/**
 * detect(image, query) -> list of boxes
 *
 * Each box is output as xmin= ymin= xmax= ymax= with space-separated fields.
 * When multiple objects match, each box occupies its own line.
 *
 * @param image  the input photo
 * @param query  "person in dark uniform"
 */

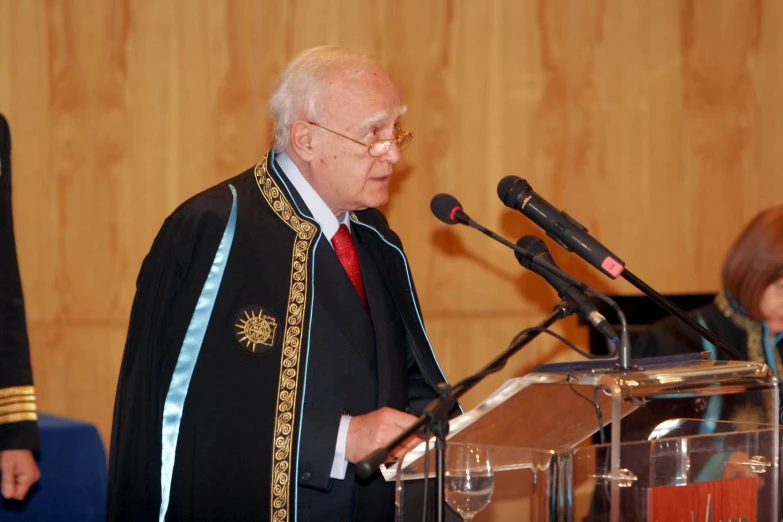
xmin=107 ymin=46 xmax=452 ymax=521
xmin=0 ymin=113 xmax=41 ymax=501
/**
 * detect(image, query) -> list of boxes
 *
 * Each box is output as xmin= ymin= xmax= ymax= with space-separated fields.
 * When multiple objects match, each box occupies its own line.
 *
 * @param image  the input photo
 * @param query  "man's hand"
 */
xmin=1 ymin=449 xmax=40 ymax=500
xmin=345 ymin=407 xmax=423 ymax=464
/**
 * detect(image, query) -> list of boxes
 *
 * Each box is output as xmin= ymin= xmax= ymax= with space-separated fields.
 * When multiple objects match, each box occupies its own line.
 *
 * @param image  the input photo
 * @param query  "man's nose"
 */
xmin=382 ymin=142 xmax=401 ymax=163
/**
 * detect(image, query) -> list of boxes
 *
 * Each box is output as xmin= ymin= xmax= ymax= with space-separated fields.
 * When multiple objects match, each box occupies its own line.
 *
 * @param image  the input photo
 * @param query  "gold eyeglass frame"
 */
xmin=307 ymin=121 xmax=414 ymax=157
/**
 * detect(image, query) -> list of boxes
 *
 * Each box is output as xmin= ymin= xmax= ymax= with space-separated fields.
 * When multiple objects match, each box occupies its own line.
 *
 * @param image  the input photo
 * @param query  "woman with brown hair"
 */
xmin=634 ymin=205 xmax=783 ymax=368
xmin=583 ymin=208 xmax=783 ymax=522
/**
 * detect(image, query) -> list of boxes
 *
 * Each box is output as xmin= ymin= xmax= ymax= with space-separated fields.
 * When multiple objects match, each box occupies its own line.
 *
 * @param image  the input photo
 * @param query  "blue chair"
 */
xmin=0 ymin=413 xmax=107 ymax=521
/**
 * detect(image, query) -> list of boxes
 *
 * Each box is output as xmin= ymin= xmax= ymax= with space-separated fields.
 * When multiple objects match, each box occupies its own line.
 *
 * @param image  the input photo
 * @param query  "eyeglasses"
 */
xmin=308 ymin=121 xmax=414 ymax=157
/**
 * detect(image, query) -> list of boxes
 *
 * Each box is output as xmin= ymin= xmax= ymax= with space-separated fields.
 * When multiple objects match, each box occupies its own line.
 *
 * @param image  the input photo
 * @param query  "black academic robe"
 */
xmin=631 ymin=291 xmax=782 ymax=426
xmin=0 ymin=113 xmax=40 ymax=452
xmin=633 ymin=292 xmax=783 ymax=366
xmin=107 ymin=150 xmax=449 ymax=521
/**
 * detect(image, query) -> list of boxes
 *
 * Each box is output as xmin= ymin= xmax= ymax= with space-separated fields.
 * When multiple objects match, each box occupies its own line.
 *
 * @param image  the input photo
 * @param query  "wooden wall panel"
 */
xmin=1 ymin=0 xmax=780 ymax=455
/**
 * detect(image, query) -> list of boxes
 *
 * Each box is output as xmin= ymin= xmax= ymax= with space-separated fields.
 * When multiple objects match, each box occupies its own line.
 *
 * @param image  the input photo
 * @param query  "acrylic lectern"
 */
xmin=394 ymin=355 xmax=779 ymax=522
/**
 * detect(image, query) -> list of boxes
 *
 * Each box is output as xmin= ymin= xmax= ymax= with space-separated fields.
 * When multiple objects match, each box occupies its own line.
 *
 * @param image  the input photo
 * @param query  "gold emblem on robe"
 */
xmin=234 ymin=307 xmax=279 ymax=354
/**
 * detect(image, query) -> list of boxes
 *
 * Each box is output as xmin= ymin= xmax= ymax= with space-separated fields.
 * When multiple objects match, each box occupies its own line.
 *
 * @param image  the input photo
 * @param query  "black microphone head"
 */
xmin=515 ymin=235 xmax=549 ymax=269
xmin=430 ymin=193 xmax=464 ymax=225
xmin=497 ymin=176 xmax=531 ymax=208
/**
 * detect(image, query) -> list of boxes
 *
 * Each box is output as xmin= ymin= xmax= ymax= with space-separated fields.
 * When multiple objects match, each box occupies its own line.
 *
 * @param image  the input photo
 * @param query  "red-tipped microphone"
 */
xmin=430 ymin=192 xmax=527 ymax=254
xmin=430 ymin=193 xmax=471 ymax=226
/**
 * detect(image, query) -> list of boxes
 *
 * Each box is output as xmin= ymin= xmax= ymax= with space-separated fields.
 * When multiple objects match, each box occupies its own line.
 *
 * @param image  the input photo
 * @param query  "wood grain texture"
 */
xmin=1 ymin=1 xmax=780 ymax=456
xmin=648 ymin=477 xmax=758 ymax=522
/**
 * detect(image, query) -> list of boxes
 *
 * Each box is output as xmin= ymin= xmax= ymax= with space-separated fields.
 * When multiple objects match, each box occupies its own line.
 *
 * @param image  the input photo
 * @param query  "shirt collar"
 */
xmin=275 ymin=151 xmax=351 ymax=242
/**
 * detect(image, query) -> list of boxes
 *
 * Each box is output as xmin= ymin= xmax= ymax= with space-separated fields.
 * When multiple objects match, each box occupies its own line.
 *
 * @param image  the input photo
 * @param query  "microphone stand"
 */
xmin=620 ymin=269 xmax=744 ymax=361
xmin=356 ymin=301 xmax=576 ymax=522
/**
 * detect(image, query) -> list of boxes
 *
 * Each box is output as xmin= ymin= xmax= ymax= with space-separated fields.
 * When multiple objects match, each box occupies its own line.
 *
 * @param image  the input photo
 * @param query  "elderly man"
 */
xmin=107 ymin=46 xmax=450 ymax=521
xmin=0 ymin=113 xmax=41 ymax=502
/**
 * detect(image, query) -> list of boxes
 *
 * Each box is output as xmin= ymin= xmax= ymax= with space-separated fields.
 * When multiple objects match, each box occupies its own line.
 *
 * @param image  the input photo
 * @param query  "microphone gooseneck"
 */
xmin=515 ymin=235 xmax=619 ymax=344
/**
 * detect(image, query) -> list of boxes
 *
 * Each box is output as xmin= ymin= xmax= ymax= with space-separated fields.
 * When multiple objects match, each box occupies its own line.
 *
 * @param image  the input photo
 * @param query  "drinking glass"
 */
xmin=444 ymin=443 xmax=494 ymax=521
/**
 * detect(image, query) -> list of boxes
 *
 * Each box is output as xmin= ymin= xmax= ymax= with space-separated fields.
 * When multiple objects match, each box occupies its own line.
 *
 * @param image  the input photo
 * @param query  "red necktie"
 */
xmin=332 ymin=224 xmax=367 ymax=308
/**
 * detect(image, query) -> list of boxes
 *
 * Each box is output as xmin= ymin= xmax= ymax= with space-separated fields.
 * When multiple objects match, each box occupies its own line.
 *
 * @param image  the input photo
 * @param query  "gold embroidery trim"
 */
xmin=715 ymin=292 xmax=780 ymax=422
xmin=0 ymin=412 xmax=38 ymax=425
xmin=0 ymin=385 xmax=35 ymax=399
xmin=254 ymin=155 xmax=317 ymax=522
xmin=714 ymin=292 xmax=781 ymax=371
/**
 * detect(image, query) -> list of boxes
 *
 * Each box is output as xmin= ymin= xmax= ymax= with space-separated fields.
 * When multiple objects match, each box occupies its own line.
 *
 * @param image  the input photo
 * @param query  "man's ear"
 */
xmin=290 ymin=121 xmax=315 ymax=161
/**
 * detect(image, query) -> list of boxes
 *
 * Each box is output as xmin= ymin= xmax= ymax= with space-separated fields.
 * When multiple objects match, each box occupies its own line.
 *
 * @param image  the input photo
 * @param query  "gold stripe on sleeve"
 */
xmin=0 ymin=395 xmax=37 ymax=407
xmin=0 ymin=402 xmax=37 ymax=417
xmin=0 ymin=412 xmax=38 ymax=425
xmin=0 ymin=385 xmax=35 ymax=399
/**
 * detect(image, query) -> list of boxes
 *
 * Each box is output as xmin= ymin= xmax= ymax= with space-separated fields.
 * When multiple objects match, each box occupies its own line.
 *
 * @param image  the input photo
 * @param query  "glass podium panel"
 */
xmin=392 ymin=358 xmax=779 ymax=521
xmin=574 ymin=421 xmax=777 ymax=522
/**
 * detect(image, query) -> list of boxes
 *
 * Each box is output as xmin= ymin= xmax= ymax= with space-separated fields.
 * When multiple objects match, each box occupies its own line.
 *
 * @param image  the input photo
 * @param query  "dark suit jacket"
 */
xmin=292 ymin=182 xmax=438 ymax=521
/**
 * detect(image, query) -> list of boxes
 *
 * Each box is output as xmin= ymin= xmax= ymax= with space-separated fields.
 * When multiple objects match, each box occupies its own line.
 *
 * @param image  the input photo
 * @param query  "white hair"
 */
xmin=269 ymin=46 xmax=377 ymax=152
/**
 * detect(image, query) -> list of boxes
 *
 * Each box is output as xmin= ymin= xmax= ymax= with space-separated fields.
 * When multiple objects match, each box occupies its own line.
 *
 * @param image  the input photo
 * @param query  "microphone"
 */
xmin=431 ymin=193 xmax=621 ymax=346
xmin=430 ymin=193 xmax=471 ymax=226
xmin=430 ymin=193 xmax=536 ymax=267
xmin=515 ymin=235 xmax=619 ymax=344
xmin=495 ymin=178 xmax=744 ymax=362
xmin=497 ymin=176 xmax=625 ymax=279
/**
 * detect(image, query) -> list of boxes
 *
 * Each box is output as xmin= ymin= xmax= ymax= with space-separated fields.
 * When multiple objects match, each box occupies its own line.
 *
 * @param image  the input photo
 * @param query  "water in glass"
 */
xmin=444 ymin=444 xmax=494 ymax=521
